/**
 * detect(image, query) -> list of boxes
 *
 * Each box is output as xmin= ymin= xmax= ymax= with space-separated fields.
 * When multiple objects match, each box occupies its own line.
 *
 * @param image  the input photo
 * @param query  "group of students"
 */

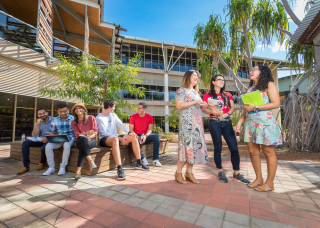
xmin=175 ymin=66 xmax=282 ymax=193
xmin=18 ymin=100 xmax=162 ymax=180
xmin=18 ymin=65 xmax=281 ymax=192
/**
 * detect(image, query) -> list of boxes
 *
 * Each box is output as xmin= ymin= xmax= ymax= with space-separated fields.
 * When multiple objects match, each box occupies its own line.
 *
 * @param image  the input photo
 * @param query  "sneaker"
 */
xmin=43 ymin=168 xmax=55 ymax=176
xmin=136 ymin=162 xmax=150 ymax=170
xmin=57 ymin=167 xmax=66 ymax=175
xmin=117 ymin=168 xmax=126 ymax=180
xmin=17 ymin=167 xmax=30 ymax=175
xmin=217 ymin=171 xmax=228 ymax=183
xmin=233 ymin=173 xmax=250 ymax=184
xmin=153 ymin=160 xmax=162 ymax=167
xmin=142 ymin=157 xmax=149 ymax=166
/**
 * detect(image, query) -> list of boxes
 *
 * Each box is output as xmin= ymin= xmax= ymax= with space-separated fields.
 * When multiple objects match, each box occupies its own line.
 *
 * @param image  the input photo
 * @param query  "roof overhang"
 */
xmin=290 ymin=2 xmax=320 ymax=46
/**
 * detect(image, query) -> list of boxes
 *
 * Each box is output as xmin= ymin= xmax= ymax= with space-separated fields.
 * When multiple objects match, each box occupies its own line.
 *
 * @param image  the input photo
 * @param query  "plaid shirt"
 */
xmin=49 ymin=115 xmax=75 ymax=140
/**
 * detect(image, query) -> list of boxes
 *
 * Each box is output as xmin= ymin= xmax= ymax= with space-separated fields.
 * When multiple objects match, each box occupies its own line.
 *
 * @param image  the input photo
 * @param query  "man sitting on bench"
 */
xmin=129 ymin=102 xmax=162 ymax=167
xmin=96 ymin=99 xmax=150 ymax=180
xmin=17 ymin=107 xmax=53 ymax=175
xmin=43 ymin=103 xmax=75 ymax=176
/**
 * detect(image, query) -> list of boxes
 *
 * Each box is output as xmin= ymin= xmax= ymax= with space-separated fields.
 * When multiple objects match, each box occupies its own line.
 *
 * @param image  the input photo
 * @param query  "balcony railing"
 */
xmin=121 ymin=90 xmax=177 ymax=101
xmin=0 ymin=10 xmax=107 ymax=67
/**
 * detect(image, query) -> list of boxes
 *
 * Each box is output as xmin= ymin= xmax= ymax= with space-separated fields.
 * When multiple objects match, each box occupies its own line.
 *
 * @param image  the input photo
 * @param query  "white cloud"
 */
xmin=291 ymin=0 xmax=308 ymax=21
xmin=256 ymin=40 xmax=287 ymax=53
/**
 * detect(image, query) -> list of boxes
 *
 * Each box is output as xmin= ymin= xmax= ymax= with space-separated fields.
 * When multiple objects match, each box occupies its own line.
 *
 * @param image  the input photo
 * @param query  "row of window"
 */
xmin=119 ymin=43 xmax=265 ymax=79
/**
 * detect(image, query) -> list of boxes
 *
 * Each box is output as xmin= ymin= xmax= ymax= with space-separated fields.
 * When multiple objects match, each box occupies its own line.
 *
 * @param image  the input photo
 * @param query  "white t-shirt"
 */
xmin=96 ymin=113 xmax=129 ymax=139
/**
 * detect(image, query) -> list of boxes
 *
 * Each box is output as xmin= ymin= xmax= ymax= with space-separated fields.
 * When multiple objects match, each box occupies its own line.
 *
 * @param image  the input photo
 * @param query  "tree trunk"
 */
xmin=281 ymin=0 xmax=301 ymax=26
xmin=242 ymin=21 xmax=253 ymax=72
xmin=315 ymin=46 xmax=320 ymax=72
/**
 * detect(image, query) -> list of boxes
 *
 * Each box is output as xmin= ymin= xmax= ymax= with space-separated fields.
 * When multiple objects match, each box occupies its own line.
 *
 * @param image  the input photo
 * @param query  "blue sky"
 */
xmin=104 ymin=0 xmax=307 ymax=78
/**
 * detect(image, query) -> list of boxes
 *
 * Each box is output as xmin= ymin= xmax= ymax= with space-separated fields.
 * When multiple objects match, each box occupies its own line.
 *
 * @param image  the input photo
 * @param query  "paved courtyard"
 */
xmin=1 ymin=144 xmax=320 ymax=228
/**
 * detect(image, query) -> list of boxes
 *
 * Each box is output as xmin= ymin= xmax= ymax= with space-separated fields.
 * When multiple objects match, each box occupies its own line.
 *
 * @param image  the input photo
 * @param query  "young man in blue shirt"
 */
xmin=17 ymin=107 xmax=53 ymax=175
xmin=43 ymin=103 xmax=75 ymax=176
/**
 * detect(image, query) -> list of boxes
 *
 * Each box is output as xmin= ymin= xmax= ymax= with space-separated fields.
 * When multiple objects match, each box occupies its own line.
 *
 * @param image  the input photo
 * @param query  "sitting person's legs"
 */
xmin=144 ymin=134 xmax=161 ymax=166
xmin=122 ymin=135 xmax=150 ymax=170
xmin=58 ymin=139 xmax=75 ymax=175
xmin=76 ymin=137 xmax=97 ymax=173
xmin=38 ymin=142 xmax=48 ymax=170
xmin=43 ymin=142 xmax=63 ymax=175
xmin=18 ymin=140 xmax=44 ymax=174
xmin=100 ymin=136 xmax=126 ymax=179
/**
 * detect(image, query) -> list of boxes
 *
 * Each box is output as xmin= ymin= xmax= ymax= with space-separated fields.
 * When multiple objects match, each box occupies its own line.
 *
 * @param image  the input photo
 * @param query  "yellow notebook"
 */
xmin=240 ymin=90 xmax=264 ymax=106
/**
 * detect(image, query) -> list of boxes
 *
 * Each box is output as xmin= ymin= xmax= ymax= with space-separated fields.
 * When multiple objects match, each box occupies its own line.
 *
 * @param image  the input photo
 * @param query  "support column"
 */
xmin=34 ymin=97 xmax=37 ymax=126
xmin=12 ymin=94 xmax=17 ymax=142
xmin=164 ymin=73 xmax=169 ymax=133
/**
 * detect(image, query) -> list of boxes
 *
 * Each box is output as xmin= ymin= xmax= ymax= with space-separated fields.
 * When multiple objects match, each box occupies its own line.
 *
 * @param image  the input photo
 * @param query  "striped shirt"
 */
xmin=49 ymin=114 xmax=75 ymax=140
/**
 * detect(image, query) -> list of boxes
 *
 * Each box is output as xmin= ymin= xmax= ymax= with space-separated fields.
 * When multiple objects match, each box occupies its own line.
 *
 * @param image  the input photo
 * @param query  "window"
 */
xmin=129 ymin=43 xmax=137 ymax=59
xmin=172 ymin=50 xmax=179 ymax=71
xmin=0 ymin=92 xmax=14 ymax=143
xmin=15 ymin=95 xmax=35 ymax=141
xmin=37 ymin=98 xmax=52 ymax=115
xmin=137 ymin=45 xmax=144 ymax=68
xmin=192 ymin=52 xmax=197 ymax=70
xmin=180 ymin=52 xmax=186 ymax=72
xmin=145 ymin=46 xmax=151 ymax=68
xmin=186 ymin=52 xmax=192 ymax=71
xmin=151 ymin=47 xmax=159 ymax=69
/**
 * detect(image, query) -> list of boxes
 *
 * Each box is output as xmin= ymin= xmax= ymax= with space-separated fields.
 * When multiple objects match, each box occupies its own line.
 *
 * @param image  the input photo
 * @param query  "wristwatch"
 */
xmin=227 ymin=113 xmax=230 ymax=118
xmin=254 ymin=105 xmax=259 ymax=112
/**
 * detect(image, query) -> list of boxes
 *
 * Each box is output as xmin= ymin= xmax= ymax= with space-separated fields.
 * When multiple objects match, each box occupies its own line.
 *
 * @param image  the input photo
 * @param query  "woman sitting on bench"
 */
xmin=71 ymin=103 xmax=98 ymax=180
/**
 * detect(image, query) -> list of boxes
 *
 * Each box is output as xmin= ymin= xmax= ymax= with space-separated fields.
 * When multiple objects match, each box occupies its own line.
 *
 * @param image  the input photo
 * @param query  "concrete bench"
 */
xmin=9 ymin=139 xmax=169 ymax=175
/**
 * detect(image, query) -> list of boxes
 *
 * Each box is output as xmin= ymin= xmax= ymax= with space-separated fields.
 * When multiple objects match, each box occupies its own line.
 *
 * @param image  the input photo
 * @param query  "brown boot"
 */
xmin=37 ymin=163 xmax=44 ymax=170
xmin=185 ymin=172 xmax=199 ymax=184
xmin=17 ymin=167 xmax=30 ymax=175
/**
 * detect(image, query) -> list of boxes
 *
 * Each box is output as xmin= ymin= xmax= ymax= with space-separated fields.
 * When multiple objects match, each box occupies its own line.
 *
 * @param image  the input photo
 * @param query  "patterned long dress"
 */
xmin=243 ymin=87 xmax=283 ymax=146
xmin=176 ymin=87 xmax=209 ymax=164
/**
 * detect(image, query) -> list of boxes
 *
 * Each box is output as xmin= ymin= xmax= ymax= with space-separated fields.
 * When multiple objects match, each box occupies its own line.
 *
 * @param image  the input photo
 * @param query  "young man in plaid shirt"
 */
xmin=43 ymin=103 xmax=75 ymax=176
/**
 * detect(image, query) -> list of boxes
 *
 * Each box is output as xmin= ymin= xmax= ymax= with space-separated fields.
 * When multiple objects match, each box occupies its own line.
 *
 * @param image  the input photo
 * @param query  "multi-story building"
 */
xmin=118 ymin=36 xmax=288 ymax=132
xmin=0 ymin=0 xmax=123 ymax=143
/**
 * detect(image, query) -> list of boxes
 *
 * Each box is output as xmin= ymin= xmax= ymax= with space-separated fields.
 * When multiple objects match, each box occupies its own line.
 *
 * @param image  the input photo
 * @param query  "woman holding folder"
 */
xmin=235 ymin=65 xmax=282 ymax=192
xmin=203 ymin=75 xmax=250 ymax=184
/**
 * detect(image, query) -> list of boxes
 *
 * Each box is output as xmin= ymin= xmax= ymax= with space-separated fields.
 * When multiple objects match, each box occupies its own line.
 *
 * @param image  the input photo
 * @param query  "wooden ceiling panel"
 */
xmin=0 ymin=0 xmax=115 ymax=62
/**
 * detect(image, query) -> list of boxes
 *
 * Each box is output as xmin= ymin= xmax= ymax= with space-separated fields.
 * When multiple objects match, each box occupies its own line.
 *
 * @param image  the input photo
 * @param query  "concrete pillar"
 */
xmin=164 ymin=73 xmax=169 ymax=133
xmin=271 ymin=64 xmax=281 ymax=127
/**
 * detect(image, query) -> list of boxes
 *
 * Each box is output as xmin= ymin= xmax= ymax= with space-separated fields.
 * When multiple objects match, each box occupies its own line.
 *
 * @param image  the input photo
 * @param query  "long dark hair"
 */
xmin=73 ymin=107 xmax=87 ymax=125
xmin=249 ymin=65 xmax=274 ymax=92
xmin=209 ymin=74 xmax=230 ymax=107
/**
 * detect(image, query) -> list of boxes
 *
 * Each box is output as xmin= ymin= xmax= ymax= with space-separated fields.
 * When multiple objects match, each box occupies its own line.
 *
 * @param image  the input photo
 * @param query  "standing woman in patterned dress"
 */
xmin=175 ymin=70 xmax=209 ymax=184
xmin=235 ymin=65 xmax=282 ymax=192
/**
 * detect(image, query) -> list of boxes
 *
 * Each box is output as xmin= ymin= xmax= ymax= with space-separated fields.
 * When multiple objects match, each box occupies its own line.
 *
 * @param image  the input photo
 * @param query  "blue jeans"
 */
xmin=22 ymin=140 xmax=48 ymax=168
xmin=208 ymin=119 xmax=240 ymax=171
xmin=130 ymin=134 xmax=160 ymax=160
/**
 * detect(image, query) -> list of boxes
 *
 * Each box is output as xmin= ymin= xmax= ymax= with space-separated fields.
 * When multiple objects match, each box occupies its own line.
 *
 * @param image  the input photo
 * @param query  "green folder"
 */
xmin=240 ymin=90 xmax=264 ymax=106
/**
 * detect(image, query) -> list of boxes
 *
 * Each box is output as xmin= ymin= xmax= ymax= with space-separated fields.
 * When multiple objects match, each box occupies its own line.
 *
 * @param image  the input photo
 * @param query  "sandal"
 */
xmin=185 ymin=172 xmax=199 ymax=184
xmin=75 ymin=172 xmax=81 ymax=180
xmin=248 ymin=179 xmax=263 ymax=188
xmin=175 ymin=171 xmax=187 ymax=184
xmin=254 ymin=183 xmax=274 ymax=192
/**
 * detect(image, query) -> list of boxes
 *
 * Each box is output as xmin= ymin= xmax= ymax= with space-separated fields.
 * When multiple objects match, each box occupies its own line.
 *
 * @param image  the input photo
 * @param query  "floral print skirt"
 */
xmin=244 ymin=111 xmax=282 ymax=146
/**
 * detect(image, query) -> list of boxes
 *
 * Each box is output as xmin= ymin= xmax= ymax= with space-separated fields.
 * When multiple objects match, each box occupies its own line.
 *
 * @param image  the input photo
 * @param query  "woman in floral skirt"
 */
xmin=175 ymin=70 xmax=209 ymax=184
xmin=235 ymin=65 xmax=282 ymax=192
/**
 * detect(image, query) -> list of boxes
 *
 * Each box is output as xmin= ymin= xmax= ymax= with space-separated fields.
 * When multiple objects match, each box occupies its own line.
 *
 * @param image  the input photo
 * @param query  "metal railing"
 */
xmin=121 ymin=91 xmax=177 ymax=101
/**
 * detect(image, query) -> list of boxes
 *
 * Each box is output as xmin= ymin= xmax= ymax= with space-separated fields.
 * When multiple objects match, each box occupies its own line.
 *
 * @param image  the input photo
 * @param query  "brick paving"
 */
xmin=1 ymin=144 xmax=320 ymax=227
